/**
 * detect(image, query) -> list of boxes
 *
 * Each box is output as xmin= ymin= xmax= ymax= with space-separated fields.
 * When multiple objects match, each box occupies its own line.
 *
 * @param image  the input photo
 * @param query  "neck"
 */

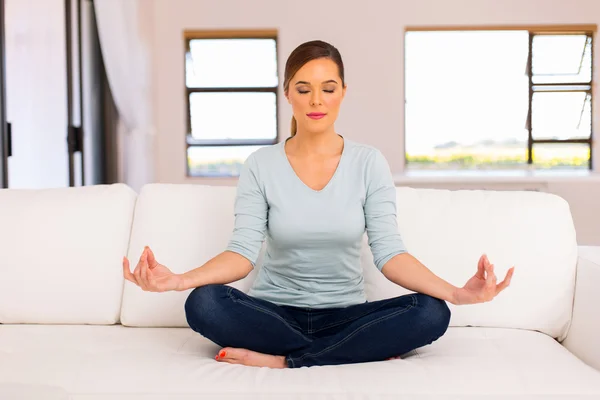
xmin=289 ymin=128 xmax=342 ymax=156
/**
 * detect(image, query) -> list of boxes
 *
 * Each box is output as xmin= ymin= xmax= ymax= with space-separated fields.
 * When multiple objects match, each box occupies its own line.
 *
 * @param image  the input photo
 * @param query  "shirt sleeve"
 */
xmin=225 ymin=153 xmax=268 ymax=267
xmin=364 ymin=149 xmax=407 ymax=271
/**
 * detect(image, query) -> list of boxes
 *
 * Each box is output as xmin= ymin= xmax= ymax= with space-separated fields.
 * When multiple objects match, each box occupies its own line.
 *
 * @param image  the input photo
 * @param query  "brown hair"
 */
xmin=283 ymin=40 xmax=345 ymax=137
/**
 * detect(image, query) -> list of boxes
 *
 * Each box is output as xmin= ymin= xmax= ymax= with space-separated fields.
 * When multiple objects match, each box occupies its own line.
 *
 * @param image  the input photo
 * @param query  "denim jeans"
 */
xmin=184 ymin=284 xmax=451 ymax=368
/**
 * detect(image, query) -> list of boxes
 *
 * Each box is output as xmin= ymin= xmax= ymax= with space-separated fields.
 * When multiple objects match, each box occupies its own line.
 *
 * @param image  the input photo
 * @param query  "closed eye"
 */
xmin=297 ymin=90 xmax=335 ymax=94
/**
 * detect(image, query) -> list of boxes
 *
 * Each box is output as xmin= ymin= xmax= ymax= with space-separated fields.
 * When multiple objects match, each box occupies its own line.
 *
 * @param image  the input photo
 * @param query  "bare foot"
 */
xmin=215 ymin=347 xmax=287 ymax=368
xmin=386 ymin=356 xmax=402 ymax=360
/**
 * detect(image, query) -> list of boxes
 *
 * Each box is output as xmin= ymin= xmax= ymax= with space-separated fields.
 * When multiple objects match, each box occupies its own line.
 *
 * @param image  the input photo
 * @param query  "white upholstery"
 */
xmin=563 ymin=246 xmax=600 ymax=371
xmin=0 ymin=383 xmax=69 ymax=400
xmin=0 ymin=184 xmax=136 ymax=324
xmin=120 ymin=184 xmax=259 ymax=327
xmin=1 ymin=182 xmax=599 ymax=399
xmin=365 ymin=188 xmax=578 ymax=340
xmin=1 ymin=325 xmax=599 ymax=399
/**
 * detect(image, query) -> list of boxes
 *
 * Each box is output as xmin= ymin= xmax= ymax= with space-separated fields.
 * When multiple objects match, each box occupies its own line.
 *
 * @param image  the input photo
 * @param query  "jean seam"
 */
xmin=287 ymin=355 xmax=295 ymax=368
xmin=292 ymin=295 xmax=417 ymax=365
xmin=227 ymin=290 xmax=311 ymax=342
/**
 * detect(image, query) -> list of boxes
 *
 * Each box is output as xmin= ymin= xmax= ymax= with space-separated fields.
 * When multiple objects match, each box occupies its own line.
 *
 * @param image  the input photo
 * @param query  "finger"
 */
xmin=477 ymin=254 xmax=486 ymax=279
xmin=140 ymin=250 xmax=150 ymax=289
xmin=133 ymin=266 xmax=143 ymax=289
xmin=134 ymin=250 xmax=146 ymax=289
xmin=122 ymin=257 xmax=139 ymax=285
xmin=484 ymin=263 xmax=496 ymax=289
xmin=138 ymin=247 xmax=147 ymax=264
xmin=146 ymin=267 xmax=158 ymax=291
xmin=146 ymin=246 xmax=158 ymax=269
xmin=496 ymin=266 xmax=515 ymax=294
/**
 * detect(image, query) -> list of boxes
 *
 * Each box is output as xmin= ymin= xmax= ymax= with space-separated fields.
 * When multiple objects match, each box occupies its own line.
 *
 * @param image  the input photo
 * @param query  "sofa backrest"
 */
xmin=0 ymin=183 xmax=577 ymax=339
xmin=0 ymin=184 xmax=136 ymax=324
xmin=121 ymin=184 xmax=578 ymax=340
xmin=362 ymin=187 xmax=578 ymax=341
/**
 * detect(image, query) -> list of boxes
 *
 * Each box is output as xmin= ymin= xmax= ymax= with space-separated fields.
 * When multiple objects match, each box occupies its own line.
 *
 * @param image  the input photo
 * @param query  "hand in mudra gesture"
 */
xmin=123 ymin=246 xmax=183 ymax=292
xmin=454 ymin=254 xmax=515 ymax=305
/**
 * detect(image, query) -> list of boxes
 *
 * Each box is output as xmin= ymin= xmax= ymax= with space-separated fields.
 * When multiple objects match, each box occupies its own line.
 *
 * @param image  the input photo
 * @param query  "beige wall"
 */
xmin=149 ymin=0 xmax=600 ymax=244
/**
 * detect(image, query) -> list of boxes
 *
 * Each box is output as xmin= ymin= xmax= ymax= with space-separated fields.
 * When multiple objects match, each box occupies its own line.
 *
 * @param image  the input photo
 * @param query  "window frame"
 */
xmin=183 ymin=30 xmax=280 ymax=177
xmin=404 ymin=24 xmax=596 ymax=170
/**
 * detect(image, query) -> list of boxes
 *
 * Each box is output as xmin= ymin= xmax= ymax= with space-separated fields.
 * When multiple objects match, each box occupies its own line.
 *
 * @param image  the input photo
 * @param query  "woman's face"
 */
xmin=285 ymin=58 xmax=346 ymax=134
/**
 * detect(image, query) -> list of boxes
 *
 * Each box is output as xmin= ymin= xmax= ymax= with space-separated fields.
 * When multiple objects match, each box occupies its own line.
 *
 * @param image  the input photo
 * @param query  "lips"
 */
xmin=307 ymin=113 xmax=326 ymax=120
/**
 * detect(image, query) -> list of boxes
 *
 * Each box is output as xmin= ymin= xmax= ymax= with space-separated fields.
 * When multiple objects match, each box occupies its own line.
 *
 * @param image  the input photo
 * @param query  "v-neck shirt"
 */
xmin=226 ymin=136 xmax=407 ymax=308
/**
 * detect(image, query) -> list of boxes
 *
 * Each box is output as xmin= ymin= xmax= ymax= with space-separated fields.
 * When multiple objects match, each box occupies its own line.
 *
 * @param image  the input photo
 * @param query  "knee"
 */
xmin=184 ymin=284 xmax=229 ymax=332
xmin=413 ymin=293 xmax=451 ymax=339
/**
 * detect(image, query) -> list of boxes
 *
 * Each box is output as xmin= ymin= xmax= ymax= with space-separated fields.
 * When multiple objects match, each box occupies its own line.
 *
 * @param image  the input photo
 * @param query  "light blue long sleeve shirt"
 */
xmin=226 ymin=135 xmax=407 ymax=308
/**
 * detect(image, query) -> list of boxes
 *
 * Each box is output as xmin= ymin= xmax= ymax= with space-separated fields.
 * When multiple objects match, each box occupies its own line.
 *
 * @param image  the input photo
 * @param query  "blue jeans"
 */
xmin=184 ymin=284 xmax=450 ymax=368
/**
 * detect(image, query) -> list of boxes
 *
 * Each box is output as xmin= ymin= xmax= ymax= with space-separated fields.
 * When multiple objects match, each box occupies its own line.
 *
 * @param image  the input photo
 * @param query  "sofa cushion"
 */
xmin=362 ymin=188 xmax=577 ymax=340
xmin=0 ymin=183 xmax=137 ymax=324
xmin=120 ymin=184 xmax=260 ymax=327
xmin=0 ymin=383 xmax=69 ymax=400
xmin=0 ymin=325 xmax=599 ymax=399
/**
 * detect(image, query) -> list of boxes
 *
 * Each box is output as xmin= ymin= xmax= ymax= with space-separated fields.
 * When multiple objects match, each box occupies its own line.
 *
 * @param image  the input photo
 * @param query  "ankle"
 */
xmin=280 ymin=355 xmax=289 ymax=368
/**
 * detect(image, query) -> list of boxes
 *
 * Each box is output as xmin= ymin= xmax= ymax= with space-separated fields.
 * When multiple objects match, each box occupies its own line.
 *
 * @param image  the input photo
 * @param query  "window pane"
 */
xmin=405 ymin=30 xmax=529 ymax=170
xmin=532 ymin=35 xmax=592 ymax=84
xmin=187 ymin=145 xmax=266 ymax=177
xmin=532 ymin=92 xmax=591 ymax=140
xmin=405 ymin=141 xmax=528 ymax=170
xmin=190 ymin=92 xmax=277 ymax=140
xmin=532 ymin=143 xmax=590 ymax=169
xmin=186 ymin=38 xmax=278 ymax=88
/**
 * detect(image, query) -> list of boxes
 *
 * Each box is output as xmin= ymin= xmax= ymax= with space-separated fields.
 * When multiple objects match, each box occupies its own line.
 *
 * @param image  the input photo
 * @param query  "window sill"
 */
xmin=393 ymin=169 xmax=600 ymax=184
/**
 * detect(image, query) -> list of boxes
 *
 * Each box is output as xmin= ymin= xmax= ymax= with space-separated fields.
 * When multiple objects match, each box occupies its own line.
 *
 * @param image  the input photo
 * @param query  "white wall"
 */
xmin=149 ymin=0 xmax=600 ymax=244
xmin=5 ymin=0 xmax=70 ymax=188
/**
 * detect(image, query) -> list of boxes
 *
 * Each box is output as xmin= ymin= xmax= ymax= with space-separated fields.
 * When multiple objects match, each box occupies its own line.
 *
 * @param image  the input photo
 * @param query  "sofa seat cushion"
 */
xmin=0 ymin=383 xmax=69 ymax=400
xmin=1 ymin=325 xmax=599 ymax=399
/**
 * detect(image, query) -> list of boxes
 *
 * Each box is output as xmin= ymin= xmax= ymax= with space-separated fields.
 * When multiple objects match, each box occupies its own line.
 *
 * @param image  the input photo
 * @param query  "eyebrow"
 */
xmin=295 ymin=80 xmax=338 ymax=85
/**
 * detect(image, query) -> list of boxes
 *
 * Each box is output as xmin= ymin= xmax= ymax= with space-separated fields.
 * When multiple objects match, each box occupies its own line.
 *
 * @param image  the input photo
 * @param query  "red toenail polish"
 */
xmin=219 ymin=351 xmax=226 ymax=358
xmin=215 ymin=355 xmax=219 ymax=360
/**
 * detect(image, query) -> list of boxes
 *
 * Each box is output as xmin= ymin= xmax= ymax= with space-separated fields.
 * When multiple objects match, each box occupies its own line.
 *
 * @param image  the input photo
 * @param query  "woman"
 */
xmin=123 ymin=40 xmax=515 ymax=369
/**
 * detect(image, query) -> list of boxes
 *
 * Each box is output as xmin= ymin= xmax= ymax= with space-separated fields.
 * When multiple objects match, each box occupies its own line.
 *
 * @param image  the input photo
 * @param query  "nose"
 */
xmin=310 ymin=91 xmax=322 ymax=106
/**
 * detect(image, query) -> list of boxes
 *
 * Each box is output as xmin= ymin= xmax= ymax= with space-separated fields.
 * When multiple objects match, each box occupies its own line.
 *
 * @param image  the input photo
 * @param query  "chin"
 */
xmin=305 ymin=118 xmax=331 ymax=127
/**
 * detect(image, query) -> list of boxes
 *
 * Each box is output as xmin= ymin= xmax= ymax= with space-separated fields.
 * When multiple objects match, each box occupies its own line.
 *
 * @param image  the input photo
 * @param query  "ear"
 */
xmin=341 ymin=84 xmax=347 ymax=100
xmin=284 ymin=89 xmax=291 ymax=104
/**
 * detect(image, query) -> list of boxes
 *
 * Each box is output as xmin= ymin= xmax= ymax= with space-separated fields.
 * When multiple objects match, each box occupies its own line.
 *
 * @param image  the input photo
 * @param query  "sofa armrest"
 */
xmin=562 ymin=246 xmax=600 ymax=371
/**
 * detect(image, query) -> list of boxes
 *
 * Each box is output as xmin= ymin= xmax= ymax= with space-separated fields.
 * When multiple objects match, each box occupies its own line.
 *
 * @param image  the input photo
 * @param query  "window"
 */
xmin=184 ymin=31 xmax=279 ymax=177
xmin=404 ymin=26 xmax=595 ymax=171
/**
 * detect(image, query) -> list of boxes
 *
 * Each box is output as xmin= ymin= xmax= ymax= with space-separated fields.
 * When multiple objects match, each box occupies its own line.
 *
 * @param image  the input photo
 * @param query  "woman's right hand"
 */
xmin=123 ymin=246 xmax=184 ymax=292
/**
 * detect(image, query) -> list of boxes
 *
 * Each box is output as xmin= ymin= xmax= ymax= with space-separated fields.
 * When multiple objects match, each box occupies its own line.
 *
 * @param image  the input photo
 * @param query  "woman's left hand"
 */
xmin=453 ymin=254 xmax=515 ymax=305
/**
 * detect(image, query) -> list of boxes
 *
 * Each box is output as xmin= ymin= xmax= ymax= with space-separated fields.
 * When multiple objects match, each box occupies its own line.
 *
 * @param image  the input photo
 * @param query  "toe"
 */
xmin=215 ymin=348 xmax=227 ymax=361
xmin=217 ymin=347 xmax=234 ymax=359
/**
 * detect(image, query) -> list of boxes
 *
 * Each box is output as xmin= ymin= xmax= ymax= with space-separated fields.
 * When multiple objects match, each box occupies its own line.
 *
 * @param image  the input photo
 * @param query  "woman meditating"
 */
xmin=123 ymin=40 xmax=514 ymax=369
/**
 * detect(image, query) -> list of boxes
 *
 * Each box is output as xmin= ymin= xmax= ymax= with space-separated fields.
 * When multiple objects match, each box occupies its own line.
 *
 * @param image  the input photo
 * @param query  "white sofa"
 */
xmin=0 ymin=183 xmax=599 ymax=400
